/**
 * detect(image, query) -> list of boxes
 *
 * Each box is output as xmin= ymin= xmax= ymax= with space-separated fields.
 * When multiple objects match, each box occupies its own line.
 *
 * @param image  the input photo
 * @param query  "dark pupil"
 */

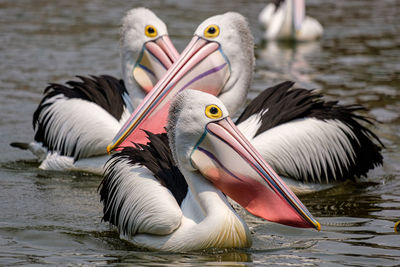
xmin=148 ymin=27 xmax=155 ymax=34
xmin=208 ymin=27 xmax=216 ymax=34
xmin=209 ymin=107 xmax=218 ymax=114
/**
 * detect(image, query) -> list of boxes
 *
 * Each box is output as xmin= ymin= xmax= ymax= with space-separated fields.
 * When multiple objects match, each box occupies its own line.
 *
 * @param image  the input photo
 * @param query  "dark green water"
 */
xmin=0 ymin=0 xmax=399 ymax=265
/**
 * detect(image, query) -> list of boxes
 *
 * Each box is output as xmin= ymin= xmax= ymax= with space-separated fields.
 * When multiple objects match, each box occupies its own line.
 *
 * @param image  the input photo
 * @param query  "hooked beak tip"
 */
xmin=316 ymin=221 xmax=321 ymax=231
xmin=106 ymin=144 xmax=113 ymax=154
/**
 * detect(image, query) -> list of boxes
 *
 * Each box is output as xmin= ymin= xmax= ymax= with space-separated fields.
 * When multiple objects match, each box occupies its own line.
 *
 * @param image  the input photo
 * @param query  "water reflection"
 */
xmin=256 ymin=40 xmax=322 ymax=88
xmin=300 ymin=181 xmax=384 ymax=218
xmin=103 ymin=247 xmax=252 ymax=266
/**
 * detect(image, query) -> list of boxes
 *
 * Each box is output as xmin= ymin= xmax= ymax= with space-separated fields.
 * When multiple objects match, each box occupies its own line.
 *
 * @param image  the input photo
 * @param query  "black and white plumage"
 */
xmin=33 ymin=75 xmax=130 ymax=161
xmin=108 ymin=12 xmax=383 ymax=193
xmin=99 ymin=89 xmax=319 ymax=251
xmin=11 ymin=75 xmax=132 ymax=173
xmin=11 ymin=8 xmax=178 ymax=173
xmin=100 ymin=92 xmax=250 ymax=251
xmin=236 ymin=81 xmax=383 ymax=188
xmin=100 ymin=131 xmax=188 ymax=237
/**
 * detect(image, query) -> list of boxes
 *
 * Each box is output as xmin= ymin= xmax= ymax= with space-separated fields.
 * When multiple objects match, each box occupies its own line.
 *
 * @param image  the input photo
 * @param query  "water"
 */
xmin=0 ymin=0 xmax=399 ymax=265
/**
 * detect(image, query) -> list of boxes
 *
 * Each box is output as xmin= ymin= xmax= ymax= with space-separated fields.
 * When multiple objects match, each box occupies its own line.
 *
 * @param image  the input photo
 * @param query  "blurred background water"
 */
xmin=0 ymin=0 xmax=399 ymax=265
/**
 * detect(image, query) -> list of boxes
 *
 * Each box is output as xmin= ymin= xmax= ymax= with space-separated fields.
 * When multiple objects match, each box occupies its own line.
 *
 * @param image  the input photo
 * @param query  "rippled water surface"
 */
xmin=1 ymin=0 xmax=399 ymax=266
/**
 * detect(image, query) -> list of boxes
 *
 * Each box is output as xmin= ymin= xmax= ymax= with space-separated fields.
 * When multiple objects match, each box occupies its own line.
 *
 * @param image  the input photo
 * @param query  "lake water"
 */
xmin=0 ymin=0 xmax=399 ymax=265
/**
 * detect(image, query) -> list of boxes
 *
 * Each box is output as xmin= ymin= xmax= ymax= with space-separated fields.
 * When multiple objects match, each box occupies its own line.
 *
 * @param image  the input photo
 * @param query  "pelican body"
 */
xmin=10 ymin=8 xmax=179 ymax=174
xmin=235 ymin=81 xmax=383 ymax=192
xmin=100 ymin=90 xmax=319 ymax=251
xmin=108 ymin=12 xmax=383 ymax=192
xmin=258 ymin=0 xmax=323 ymax=41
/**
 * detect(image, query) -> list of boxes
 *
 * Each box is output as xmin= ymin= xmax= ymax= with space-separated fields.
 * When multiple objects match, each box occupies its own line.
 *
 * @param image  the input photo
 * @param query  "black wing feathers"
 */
xmin=236 ymin=81 xmax=384 ymax=181
xmin=99 ymin=132 xmax=188 ymax=224
xmin=32 ymin=75 xmax=128 ymax=155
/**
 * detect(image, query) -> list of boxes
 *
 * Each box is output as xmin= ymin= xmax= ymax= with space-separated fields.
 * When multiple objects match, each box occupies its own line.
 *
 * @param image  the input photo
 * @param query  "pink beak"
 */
xmin=191 ymin=117 xmax=320 ymax=230
xmin=133 ymin=35 xmax=180 ymax=94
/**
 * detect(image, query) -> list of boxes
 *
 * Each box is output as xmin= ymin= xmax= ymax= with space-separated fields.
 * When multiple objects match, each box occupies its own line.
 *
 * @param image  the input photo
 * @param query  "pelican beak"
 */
xmin=108 ymin=36 xmax=231 ymax=152
xmin=133 ymin=35 xmax=180 ymax=93
xmin=190 ymin=117 xmax=320 ymax=230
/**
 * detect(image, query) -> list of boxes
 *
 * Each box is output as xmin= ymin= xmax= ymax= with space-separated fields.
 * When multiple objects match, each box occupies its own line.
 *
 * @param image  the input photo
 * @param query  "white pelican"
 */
xmin=258 ymin=0 xmax=323 ymax=41
xmin=10 ymin=8 xmax=179 ymax=174
xmin=108 ymin=12 xmax=383 ymax=193
xmin=99 ymin=89 xmax=320 ymax=251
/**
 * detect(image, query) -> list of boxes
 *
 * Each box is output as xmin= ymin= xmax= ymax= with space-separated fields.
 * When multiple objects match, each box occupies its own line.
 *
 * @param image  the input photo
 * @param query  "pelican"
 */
xmin=258 ymin=0 xmax=323 ymax=41
xmin=10 ymin=8 xmax=179 ymax=174
xmin=99 ymin=89 xmax=320 ymax=251
xmin=107 ymin=12 xmax=383 ymax=193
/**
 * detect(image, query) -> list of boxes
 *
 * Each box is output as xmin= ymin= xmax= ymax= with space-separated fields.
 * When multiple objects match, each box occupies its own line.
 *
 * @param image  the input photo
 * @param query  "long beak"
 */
xmin=191 ymin=117 xmax=320 ymax=230
xmin=133 ymin=35 xmax=180 ymax=93
xmin=108 ymin=36 xmax=231 ymax=152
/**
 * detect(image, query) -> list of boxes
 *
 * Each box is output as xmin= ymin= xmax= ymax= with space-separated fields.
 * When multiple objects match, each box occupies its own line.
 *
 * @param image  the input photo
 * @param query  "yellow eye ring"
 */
xmin=204 ymin=24 xmax=220 ymax=38
xmin=205 ymin=104 xmax=222 ymax=119
xmin=145 ymin=25 xmax=158 ymax=38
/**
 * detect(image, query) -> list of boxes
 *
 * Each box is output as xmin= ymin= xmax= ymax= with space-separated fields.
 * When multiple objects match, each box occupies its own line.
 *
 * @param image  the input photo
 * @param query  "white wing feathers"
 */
xmin=103 ymin=158 xmax=183 ymax=237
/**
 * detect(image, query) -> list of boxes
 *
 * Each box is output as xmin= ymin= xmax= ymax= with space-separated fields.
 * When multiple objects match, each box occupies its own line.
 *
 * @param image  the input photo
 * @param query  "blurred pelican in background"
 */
xmin=258 ymin=0 xmax=323 ymax=41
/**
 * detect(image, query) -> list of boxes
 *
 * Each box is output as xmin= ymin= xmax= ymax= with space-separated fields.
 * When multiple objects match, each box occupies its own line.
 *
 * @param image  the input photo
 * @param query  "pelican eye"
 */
xmin=145 ymin=25 xmax=158 ymax=37
xmin=204 ymin=24 xmax=220 ymax=38
xmin=205 ymin=104 xmax=222 ymax=119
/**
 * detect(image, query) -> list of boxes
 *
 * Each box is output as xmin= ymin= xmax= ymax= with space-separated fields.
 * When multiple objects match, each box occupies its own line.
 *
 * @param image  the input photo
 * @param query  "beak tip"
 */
xmin=316 ymin=221 xmax=321 ymax=231
xmin=106 ymin=144 xmax=112 ymax=154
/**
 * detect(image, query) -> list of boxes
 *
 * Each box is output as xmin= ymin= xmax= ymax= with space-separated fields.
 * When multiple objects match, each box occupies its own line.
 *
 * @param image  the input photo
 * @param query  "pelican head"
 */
xmin=109 ymin=12 xmax=255 ymax=151
xmin=191 ymin=12 xmax=255 ymax=113
xmin=120 ymin=7 xmax=179 ymax=107
xmin=168 ymin=90 xmax=320 ymax=230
